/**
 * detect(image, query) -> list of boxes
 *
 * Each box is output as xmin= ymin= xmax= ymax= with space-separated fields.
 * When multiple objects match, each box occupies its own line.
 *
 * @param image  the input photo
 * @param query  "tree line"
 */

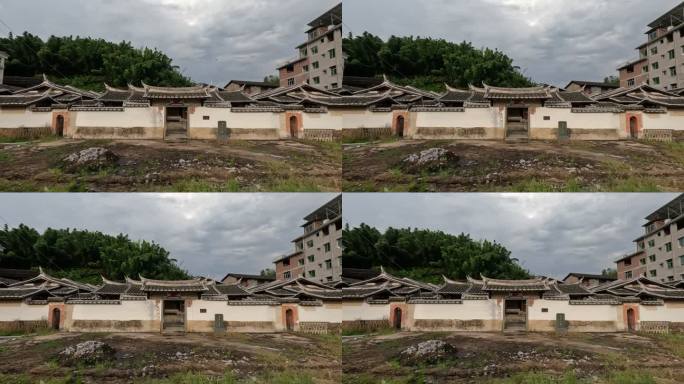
xmin=0 ymin=32 xmax=192 ymax=91
xmin=342 ymin=224 xmax=530 ymax=284
xmin=0 ymin=224 xmax=190 ymax=285
xmin=343 ymin=32 xmax=535 ymax=92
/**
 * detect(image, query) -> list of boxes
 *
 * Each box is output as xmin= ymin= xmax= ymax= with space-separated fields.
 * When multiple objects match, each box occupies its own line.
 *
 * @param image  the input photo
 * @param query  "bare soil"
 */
xmin=0 ymin=138 xmax=341 ymax=192
xmin=342 ymin=140 xmax=684 ymax=192
xmin=0 ymin=332 xmax=341 ymax=383
xmin=342 ymin=331 xmax=684 ymax=383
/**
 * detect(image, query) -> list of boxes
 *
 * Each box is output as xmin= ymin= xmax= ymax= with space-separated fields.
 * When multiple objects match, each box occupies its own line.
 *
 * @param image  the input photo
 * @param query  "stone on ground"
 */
xmin=61 ymin=147 xmax=119 ymax=172
xmin=401 ymin=148 xmax=460 ymax=173
xmin=59 ymin=340 xmax=116 ymax=365
xmin=399 ymin=339 xmax=457 ymax=365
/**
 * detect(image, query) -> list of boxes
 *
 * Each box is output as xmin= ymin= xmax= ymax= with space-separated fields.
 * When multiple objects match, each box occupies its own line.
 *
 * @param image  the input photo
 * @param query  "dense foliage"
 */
xmin=0 ymin=32 xmax=192 ymax=91
xmin=343 ymin=32 xmax=535 ymax=92
xmin=343 ymin=224 xmax=530 ymax=284
xmin=0 ymin=224 xmax=190 ymax=284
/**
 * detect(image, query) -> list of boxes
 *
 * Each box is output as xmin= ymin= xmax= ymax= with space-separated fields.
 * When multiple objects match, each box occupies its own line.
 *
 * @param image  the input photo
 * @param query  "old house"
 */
xmin=565 ymin=81 xmax=619 ymax=95
xmin=223 ymin=80 xmax=278 ymax=96
xmin=221 ymin=273 xmax=275 ymax=289
xmin=562 ymin=273 xmax=617 ymax=288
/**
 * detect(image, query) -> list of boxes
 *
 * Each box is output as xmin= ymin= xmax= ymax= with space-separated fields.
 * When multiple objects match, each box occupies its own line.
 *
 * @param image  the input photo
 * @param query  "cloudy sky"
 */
xmin=0 ymin=0 xmax=338 ymax=85
xmin=343 ymin=193 xmax=679 ymax=279
xmin=346 ymin=0 xmax=680 ymax=86
xmin=0 ymin=193 xmax=337 ymax=279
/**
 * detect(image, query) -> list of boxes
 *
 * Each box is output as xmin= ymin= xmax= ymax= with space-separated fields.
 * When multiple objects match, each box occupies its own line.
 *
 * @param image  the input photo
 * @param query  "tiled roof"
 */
xmin=212 ymin=284 xmax=251 ymax=296
xmin=0 ymin=288 xmax=47 ymax=299
xmin=217 ymin=91 xmax=253 ymax=103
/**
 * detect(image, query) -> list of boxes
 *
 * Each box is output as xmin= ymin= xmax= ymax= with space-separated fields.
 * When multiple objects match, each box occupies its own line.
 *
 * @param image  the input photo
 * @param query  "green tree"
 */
xmin=0 ymin=224 xmax=189 ymax=284
xmin=343 ymin=224 xmax=530 ymax=284
xmin=601 ymin=268 xmax=618 ymax=279
xmin=343 ymin=33 xmax=534 ymax=92
xmin=0 ymin=32 xmax=192 ymax=91
xmin=260 ymin=268 xmax=276 ymax=278
xmin=603 ymin=76 xmax=620 ymax=86
xmin=263 ymin=75 xmax=279 ymax=85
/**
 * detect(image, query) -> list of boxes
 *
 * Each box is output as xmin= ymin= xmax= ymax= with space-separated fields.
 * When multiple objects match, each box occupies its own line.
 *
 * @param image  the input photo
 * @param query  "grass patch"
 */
xmin=653 ymin=333 xmax=684 ymax=358
xmin=165 ymin=178 xmax=241 ymax=192
xmin=504 ymin=178 xmax=583 ymax=192
xmin=135 ymin=370 xmax=316 ymax=384
xmin=0 ymin=151 xmax=13 ymax=163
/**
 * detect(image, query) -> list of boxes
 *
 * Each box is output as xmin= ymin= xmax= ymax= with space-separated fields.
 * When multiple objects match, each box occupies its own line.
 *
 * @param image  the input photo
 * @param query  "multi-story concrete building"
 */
xmin=617 ymin=194 xmax=684 ymax=283
xmin=220 ymin=273 xmax=275 ymax=289
xmin=277 ymin=3 xmax=343 ymax=90
xmin=562 ymin=273 xmax=617 ymax=289
xmin=618 ymin=2 xmax=684 ymax=90
xmin=274 ymin=195 xmax=342 ymax=283
xmin=564 ymin=81 xmax=619 ymax=96
xmin=0 ymin=51 xmax=8 ymax=85
xmin=223 ymin=80 xmax=278 ymax=96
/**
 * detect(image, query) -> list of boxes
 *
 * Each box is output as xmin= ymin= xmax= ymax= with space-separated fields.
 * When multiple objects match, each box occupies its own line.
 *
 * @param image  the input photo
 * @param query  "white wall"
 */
xmin=642 ymin=112 xmax=684 ymax=131
xmin=0 ymin=108 xmax=52 ymax=128
xmin=187 ymin=300 xmax=277 ymax=323
xmin=73 ymin=107 xmax=163 ymax=128
xmin=342 ymin=301 xmax=389 ymax=321
xmin=0 ymin=302 xmax=48 ymax=321
xmin=70 ymin=300 xmax=159 ymax=322
xmin=416 ymin=108 xmax=502 ymax=129
xmin=640 ymin=302 xmax=684 ymax=322
xmin=299 ymin=303 xmax=342 ymax=323
xmin=528 ymin=300 xmax=619 ymax=322
xmin=412 ymin=300 xmax=500 ymax=321
xmin=190 ymin=108 xmax=280 ymax=130
xmin=303 ymin=112 xmax=343 ymax=131
xmin=530 ymin=108 xmax=621 ymax=130
xmin=342 ymin=110 xmax=392 ymax=129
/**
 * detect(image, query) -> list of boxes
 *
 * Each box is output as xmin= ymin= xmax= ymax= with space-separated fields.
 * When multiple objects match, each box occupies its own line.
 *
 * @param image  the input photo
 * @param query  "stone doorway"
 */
xmin=393 ymin=307 xmax=403 ymax=330
xmin=289 ymin=116 xmax=299 ymax=139
xmin=165 ymin=106 xmax=188 ymax=140
xmin=285 ymin=309 xmax=295 ymax=331
xmin=506 ymin=107 xmax=529 ymax=141
xmin=55 ymin=115 xmax=65 ymax=137
xmin=396 ymin=115 xmax=405 ymax=138
xmin=627 ymin=308 xmax=637 ymax=332
xmin=51 ymin=308 xmax=61 ymax=330
xmin=504 ymin=298 xmax=527 ymax=332
xmin=162 ymin=300 xmax=185 ymax=332
xmin=629 ymin=116 xmax=639 ymax=139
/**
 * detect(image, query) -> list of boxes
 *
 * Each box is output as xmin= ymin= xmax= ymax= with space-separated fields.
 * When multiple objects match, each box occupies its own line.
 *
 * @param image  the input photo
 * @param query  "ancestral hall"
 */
xmin=2 ymin=266 xmax=683 ymax=335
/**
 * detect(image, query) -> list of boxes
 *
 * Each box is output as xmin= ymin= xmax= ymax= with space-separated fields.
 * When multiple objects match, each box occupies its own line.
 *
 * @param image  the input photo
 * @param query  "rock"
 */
xmin=401 ymin=148 xmax=460 ymax=173
xmin=61 ymin=147 xmax=119 ymax=172
xmin=59 ymin=341 xmax=115 ymax=366
xmin=399 ymin=340 xmax=457 ymax=365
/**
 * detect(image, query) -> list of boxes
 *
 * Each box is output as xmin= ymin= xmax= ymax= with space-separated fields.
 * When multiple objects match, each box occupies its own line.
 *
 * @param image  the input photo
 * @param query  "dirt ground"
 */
xmin=0 ymin=138 xmax=341 ymax=192
xmin=342 ymin=331 xmax=684 ymax=384
xmin=343 ymin=140 xmax=684 ymax=192
xmin=0 ymin=332 xmax=341 ymax=383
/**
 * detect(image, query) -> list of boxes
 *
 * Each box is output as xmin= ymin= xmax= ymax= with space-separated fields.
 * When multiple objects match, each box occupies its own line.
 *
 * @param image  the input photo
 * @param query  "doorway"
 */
xmin=393 ymin=307 xmax=403 ymax=330
xmin=396 ymin=115 xmax=405 ymax=138
xmin=51 ymin=308 xmax=61 ymax=330
xmin=506 ymin=107 xmax=529 ymax=140
xmin=55 ymin=115 xmax=65 ymax=137
xmin=504 ymin=298 xmax=527 ymax=332
xmin=162 ymin=300 xmax=185 ymax=332
xmin=627 ymin=308 xmax=637 ymax=332
xmin=165 ymin=106 xmax=188 ymax=139
xmin=289 ymin=116 xmax=299 ymax=139
xmin=629 ymin=116 xmax=639 ymax=139
xmin=285 ymin=309 xmax=295 ymax=331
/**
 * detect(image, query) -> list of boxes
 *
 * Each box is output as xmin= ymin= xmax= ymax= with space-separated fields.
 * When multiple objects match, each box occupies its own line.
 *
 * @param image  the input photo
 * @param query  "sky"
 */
xmin=0 ymin=193 xmax=337 ymax=279
xmin=0 ymin=0 xmax=339 ymax=85
xmin=345 ymin=0 xmax=681 ymax=86
xmin=343 ymin=193 xmax=680 ymax=279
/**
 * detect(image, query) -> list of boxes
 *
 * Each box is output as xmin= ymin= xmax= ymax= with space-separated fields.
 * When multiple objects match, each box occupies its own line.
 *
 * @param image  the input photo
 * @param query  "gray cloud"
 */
xmin=343 ymin=193 xmax=679 ymax=279
xmin=0 ymin=193 xmax=337 ymax=280
xmin=0 ymin=0 xmax=339 ymax=85
xmin=345 ymin=0 xmax=677 ymax=86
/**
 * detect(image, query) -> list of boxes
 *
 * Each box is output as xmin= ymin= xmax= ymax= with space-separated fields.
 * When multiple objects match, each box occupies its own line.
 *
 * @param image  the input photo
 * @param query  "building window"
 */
xmin=284 ymin=271 xmax=291 ymax=279
xmin=666 ymin=242 xmax=673 ymax=252
xmin=283 ymin=259 xmax=290 ymax=266
xmin=328 ymin=49 xmax=336 ymax=59
xmin=680 ymin=255 xmax=684 ymax=265
xmin=307 ymin=255 xmax=315 ymax=263
xmin=298 ymin=259 xmax=304 ymax=266
xmin=311 ymin=46 xmax=318 ymax=54
xmin=312 ymin=62 xmax=320 ymax=69
xmin=627 ymin=79 xmax=635 ymax=87
xmin=652 ymin=62 xmax=659 ymax=70
xmin=624 ymin=259 xmax=632 ymax=266
xmin=668 ymin=276 xmax=675 ymax=282
xmin=651 ymin=47 xmax=659 ymax=55
xmin=325 ymin=259 xmax=332 ymax=270
xmin=654 ymin=77 xmax=661 ymax=85
xmin=625 ymin=271 xmax=633 ymax=279
xmin=667 ymin=259 xmax=674 ymax=269
xmin=287 ymin=78 xmax=295 ymax=86
xmin=313 ymin=77 xmax=320 ymax=84
xmin=331 ymin=83 xmax=338 ymax=88
xmin=670 ymin=67 xmax=677 ymax=76
xmin=200 ymin=309 xmax=207 ymax=313
xmin=330 ymin=66 xmax=338 ymax=76
xmin=303 ymin=65 xmax=309 ymax=72
xmin=648 ymin=240 xmax=656 ymax=247
xmin=308 ymin=270 xmax=316 ymax=278
xmin=650 ymin=270 xmax=657 ymax=277
xmin=307 ymin=240 xmax=314 ymax=248
xmin=669 ymin=50 xmax=676 ymax=60
xmin=324 ymin=243 xmax=331 ymax=252
xmin=643 ymin=65 xmax=649 ymax=73
xmin=640 ymin=258 xmax=647 ymax=265
xmin=649 ymin=254 xmax=656 ymax=262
